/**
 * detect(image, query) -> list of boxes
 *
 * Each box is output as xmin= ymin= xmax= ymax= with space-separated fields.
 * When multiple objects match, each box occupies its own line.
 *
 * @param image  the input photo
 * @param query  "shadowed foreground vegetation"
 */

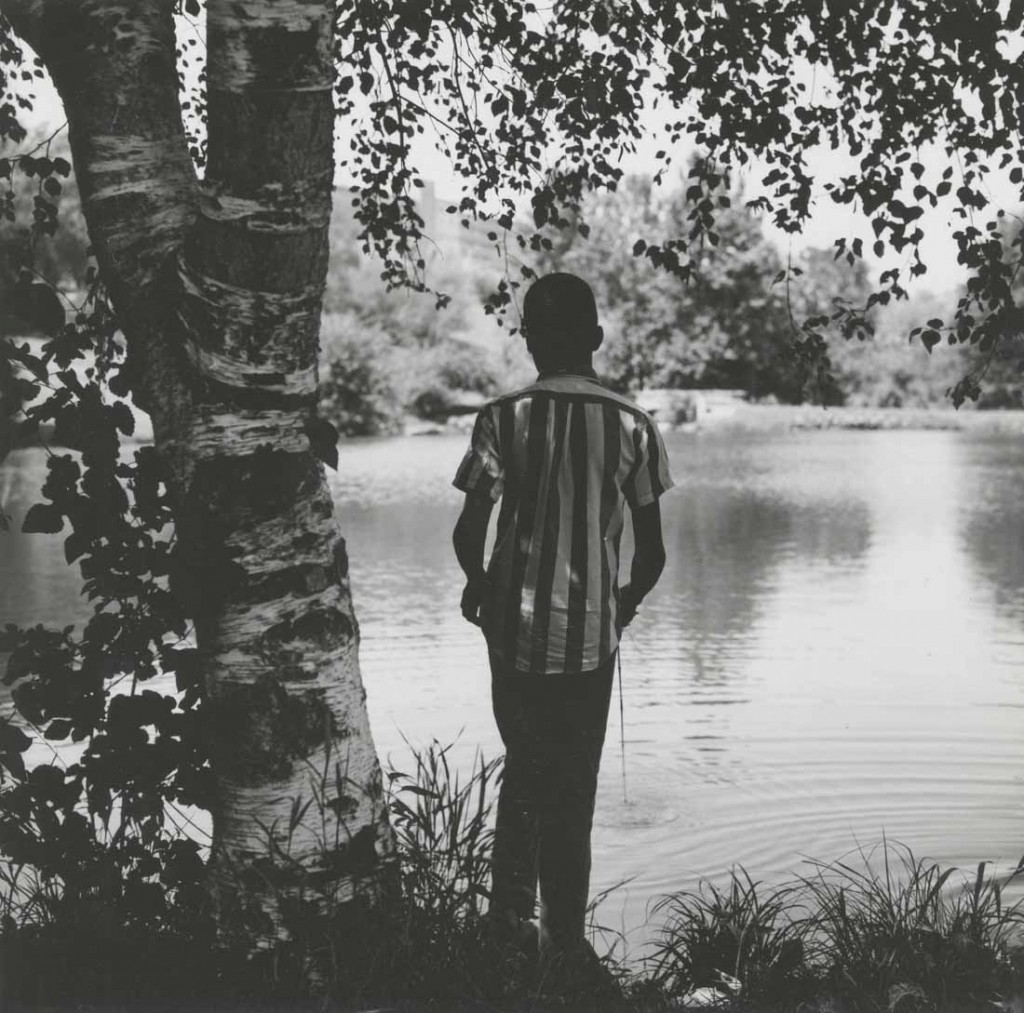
xmin=0 ymin=743 xmax=1022 ymax=1012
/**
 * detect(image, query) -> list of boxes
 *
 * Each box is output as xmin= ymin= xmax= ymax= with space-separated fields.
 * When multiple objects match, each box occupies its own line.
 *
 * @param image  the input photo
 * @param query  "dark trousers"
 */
xmin=488 ymin=649 xmax=615 ymax=956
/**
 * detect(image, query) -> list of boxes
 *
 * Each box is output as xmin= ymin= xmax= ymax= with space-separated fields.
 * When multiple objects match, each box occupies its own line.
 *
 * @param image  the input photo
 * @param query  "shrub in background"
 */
xmin=404 ymin=343 xmax=498 ymax=423
xmin=319 ymin=312 xmax=498 ymax=433
xmin=431 ymin=339 xmax=499 ymax=396
xmin=319 ymin=314 xmax=403 ymax=437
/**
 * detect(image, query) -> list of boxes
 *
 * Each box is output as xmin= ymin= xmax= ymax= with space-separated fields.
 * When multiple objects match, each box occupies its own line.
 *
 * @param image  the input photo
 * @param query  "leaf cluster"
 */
xmin=0 ymin=15 xmax=44 ymax=148
xmin=1 ymin=273 xmax=213 ymax=931
xmin=0 ymin=130 xmax=89 ymax=346
xmin=333 ymin=0 xmax=652 ymax=314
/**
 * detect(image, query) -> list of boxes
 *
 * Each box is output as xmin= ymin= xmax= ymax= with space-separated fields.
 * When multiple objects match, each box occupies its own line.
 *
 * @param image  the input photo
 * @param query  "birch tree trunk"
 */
xmin=1 ymin=0 xmax=394 ymax=953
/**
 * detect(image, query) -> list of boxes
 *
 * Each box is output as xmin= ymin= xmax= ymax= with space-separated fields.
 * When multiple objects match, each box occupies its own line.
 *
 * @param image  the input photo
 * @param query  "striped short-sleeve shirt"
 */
xmin=453 ymin=371 xmax=674 ymax=675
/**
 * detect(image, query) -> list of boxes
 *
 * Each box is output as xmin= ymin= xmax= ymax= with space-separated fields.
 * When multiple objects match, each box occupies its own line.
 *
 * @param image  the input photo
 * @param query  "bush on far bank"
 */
xmin=319 ymin=317 xmax=403 ymax=437
xmin=319 ymin=312 xmax=499 ymax=436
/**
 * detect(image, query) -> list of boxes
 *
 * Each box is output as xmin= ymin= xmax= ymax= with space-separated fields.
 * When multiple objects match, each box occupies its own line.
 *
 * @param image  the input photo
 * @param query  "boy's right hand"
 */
xmin=619 ymin=583 xmax=640 ymax=628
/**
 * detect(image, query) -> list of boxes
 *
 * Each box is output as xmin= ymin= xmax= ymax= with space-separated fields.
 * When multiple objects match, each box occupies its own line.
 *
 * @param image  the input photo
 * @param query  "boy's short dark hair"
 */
xmin=522 ymin=273 xmax=598 ymax=348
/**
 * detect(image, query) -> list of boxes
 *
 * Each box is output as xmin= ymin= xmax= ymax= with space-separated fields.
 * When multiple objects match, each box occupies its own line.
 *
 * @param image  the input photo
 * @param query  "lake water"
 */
xmin=3 ymin=426 xmax=1024 ymax=957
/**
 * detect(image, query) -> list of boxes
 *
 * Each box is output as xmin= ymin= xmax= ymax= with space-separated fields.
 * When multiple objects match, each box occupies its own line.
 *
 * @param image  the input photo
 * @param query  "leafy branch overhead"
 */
xmin=4 ymin=2 xmax=1023 ymax=397
xmin=331 ymin=0 xmax=1024 ymax=403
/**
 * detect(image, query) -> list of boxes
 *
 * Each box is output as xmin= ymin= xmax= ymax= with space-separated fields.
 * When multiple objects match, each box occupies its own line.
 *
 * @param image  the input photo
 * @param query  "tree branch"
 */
xmin=3 ymin=1 xmax=198 ymax=296
xmin=0 ymin=0 xmax=46 ymax=56
xmin=2 ymin=0 xmax=201 ymax=485
xmin=179 ymin=0 xmax=334 ymax=406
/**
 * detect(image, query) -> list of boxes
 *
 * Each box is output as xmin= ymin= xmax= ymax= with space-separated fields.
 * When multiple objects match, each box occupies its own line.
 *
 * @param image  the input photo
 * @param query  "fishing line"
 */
xmin=614 ymin=643 xmax=622 ymax=803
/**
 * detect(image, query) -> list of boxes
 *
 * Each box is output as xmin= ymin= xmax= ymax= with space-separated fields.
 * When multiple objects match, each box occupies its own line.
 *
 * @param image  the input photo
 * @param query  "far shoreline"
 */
xmin=404 ymin=402 xmax=1024 ymax=439
xmin=7 ymin=402 xmax=1024 ymax=454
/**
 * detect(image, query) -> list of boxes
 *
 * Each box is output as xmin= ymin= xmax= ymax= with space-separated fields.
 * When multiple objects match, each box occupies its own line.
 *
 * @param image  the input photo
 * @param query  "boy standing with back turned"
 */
xmin=451 ymin=272 xmax=673 ymax=990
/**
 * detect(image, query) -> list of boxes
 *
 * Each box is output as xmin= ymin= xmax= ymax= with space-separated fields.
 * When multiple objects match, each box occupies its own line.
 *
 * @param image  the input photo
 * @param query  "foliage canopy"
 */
xmin=327 ymin=0 xmax=1024 ymax=405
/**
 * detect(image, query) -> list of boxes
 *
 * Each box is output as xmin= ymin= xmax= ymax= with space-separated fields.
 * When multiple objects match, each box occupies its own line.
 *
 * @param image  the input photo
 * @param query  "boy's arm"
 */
xmin=620 ymin=498 xmax=666 ymax=628
xmin=453 ymin=491 xmax=495 ymax=626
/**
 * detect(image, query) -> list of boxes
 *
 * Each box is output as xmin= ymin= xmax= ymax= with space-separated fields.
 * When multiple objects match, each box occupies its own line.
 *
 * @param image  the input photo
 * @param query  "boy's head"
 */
xmin=522 ymin=272 xmax=603 ymax=370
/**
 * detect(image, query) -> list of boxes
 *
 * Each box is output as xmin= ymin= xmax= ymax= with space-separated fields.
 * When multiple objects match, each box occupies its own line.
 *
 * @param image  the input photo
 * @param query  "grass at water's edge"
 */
xmin=0 ymin=745 xmax=1022 ymax=1013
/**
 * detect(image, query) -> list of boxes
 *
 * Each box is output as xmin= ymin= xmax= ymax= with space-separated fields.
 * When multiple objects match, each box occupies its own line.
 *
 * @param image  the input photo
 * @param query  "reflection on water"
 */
xmin=3 ymin=427 xmax=1024 ymax=952
xmin=961 ymin=434 xmax=1024 ymax=619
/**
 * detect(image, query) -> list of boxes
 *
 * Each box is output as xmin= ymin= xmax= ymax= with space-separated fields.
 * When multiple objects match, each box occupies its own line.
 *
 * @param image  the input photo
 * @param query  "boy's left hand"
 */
xmin=461 ymin=577 xmax=487 ymax=626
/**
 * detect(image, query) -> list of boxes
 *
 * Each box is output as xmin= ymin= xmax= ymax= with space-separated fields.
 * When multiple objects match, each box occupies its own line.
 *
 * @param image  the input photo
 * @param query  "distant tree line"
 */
xmin=319 ymin=169 xmax=1010 ymax=433
xmin=2 ymin=140 xmax=1015 ymax=434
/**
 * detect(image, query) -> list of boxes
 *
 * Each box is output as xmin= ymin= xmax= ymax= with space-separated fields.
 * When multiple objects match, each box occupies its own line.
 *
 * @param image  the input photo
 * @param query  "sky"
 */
xmin=9 ymin=13 xmax=1023 ymax=304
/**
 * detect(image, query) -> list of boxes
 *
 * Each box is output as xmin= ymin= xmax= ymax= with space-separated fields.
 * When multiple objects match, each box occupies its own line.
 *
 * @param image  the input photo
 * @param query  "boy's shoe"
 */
xmin=536 ymin=939 xmax=624 ymax=1006
xmin=477 ymin=909 xmax=540 ymax=997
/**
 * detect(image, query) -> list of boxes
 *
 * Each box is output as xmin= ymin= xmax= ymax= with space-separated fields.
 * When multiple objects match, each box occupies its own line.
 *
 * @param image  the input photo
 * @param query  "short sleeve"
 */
xmin=624 ymin=415 xmax=674 ymax=508
xmin=452 ymin=405 xmax=504 ymax=501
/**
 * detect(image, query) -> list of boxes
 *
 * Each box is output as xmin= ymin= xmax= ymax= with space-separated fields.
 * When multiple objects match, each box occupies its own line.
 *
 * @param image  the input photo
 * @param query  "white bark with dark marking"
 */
xmin=1 ymin=0 xmax=395 ymax=958
xmin=189 ymin=408 xmax=310 ymax=460
xmin=176 ymin=261 xmax=322 ymax=396
xmin=207 ymin=0 xmax=334 ymax=93
xmin=87 ymin=135 xmax=196 ymax=287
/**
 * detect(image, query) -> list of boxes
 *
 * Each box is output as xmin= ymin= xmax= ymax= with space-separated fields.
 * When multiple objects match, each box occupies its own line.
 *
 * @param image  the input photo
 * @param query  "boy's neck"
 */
xmin=535 ymin=359 xmax=597 ymax=380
